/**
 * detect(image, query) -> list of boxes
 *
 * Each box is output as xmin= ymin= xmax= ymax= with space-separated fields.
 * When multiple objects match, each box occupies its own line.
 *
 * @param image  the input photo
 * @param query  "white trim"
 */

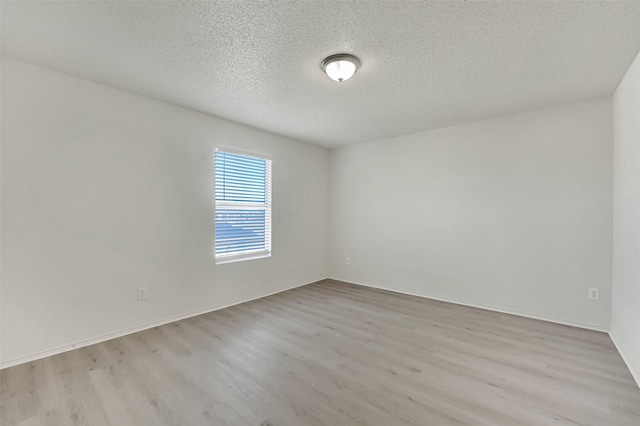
xmin=609 ymin=331 xmax=640 ymax=389
xmin=327 ymin=277 xmax=609 ymax=332
xmin=215 ymin=146 xmax=272 ymax=160
xmin=216 ymin=250 xmax=271 ymax=264
xmin=0 ymin=277 xmax=324 ymax=370
xmin=215 ymin=201 xmax=267 ymax=209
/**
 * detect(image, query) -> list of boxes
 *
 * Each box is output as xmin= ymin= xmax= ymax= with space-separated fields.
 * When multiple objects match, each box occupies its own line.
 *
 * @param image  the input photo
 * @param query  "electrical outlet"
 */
xmin=346 ymin=257 xmax=351 ymax=265
xmin=138 ymin=287 xmax=148 ymax=301
xmin=588 ymin=288 xmax=600 ymax=300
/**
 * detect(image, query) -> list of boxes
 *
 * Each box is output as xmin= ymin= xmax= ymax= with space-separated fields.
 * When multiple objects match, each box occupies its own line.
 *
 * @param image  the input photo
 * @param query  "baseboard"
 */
xmin=609 ymin=331 xmax=640 ymax=389
xmin=2 ymin=276 xmax=614 ymax=370
xmin=327 ymin=277 xmax=609 ymax=333
xmin=0 ymin=278 xmax=324 ymax=370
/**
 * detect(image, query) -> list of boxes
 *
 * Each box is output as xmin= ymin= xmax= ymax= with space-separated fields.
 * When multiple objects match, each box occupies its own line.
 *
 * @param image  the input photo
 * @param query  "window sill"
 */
xmin=215 ymin=251 xmax=271 ymax=265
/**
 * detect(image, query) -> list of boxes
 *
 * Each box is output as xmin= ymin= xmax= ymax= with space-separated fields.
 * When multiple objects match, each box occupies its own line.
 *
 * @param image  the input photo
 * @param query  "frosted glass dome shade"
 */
xmin=321 ymin=54 xmax=360 ymax=83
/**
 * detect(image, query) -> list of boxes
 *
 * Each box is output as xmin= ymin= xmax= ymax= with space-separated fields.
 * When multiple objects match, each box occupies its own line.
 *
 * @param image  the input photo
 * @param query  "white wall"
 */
xmin=0 ymin=56 xmax=624 ymax=371
xmin=329 ymin=98 xmax=613 ymax=330
xmin=0 ymin=57 xmax=329 ymax=367
xmin=612 ymin=50 xmax=640 ymax=386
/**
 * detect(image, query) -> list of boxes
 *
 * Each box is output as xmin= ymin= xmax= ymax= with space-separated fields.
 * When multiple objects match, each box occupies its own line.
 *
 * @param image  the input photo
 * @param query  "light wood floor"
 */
xmin=2 ymin=280 xmax=639 ymax=426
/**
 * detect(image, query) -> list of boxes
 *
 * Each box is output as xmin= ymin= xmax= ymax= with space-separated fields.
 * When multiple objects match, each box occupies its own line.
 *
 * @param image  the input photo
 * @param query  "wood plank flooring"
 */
xmin=2 ymin=280 xmax=639 ymax=425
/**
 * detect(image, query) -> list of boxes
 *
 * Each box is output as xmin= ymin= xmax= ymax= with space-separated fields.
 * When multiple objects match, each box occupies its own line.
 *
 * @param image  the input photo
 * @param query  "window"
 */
xmin=215 ymin=148 xmax=272 ymax=263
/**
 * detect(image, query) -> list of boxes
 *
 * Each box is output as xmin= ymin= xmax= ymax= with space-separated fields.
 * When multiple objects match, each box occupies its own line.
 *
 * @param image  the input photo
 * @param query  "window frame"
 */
xmin=214 ymin=147 xmax=272 ymax=264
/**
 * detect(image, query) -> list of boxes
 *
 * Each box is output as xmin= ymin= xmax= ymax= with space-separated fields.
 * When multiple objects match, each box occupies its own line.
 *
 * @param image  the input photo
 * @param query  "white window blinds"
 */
xmin=215 ymin=149 xmax=272 ymax=262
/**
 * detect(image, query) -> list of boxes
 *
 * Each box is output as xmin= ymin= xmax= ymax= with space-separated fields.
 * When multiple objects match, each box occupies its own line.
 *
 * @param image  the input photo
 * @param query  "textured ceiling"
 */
xmin=3 ymin=1 xmax=640 ymax=148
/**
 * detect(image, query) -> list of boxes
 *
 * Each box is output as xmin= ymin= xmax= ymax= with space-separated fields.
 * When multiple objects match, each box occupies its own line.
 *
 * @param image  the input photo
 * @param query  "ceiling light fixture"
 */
xmin=321 ymin=54 xmax=360 ymax=83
